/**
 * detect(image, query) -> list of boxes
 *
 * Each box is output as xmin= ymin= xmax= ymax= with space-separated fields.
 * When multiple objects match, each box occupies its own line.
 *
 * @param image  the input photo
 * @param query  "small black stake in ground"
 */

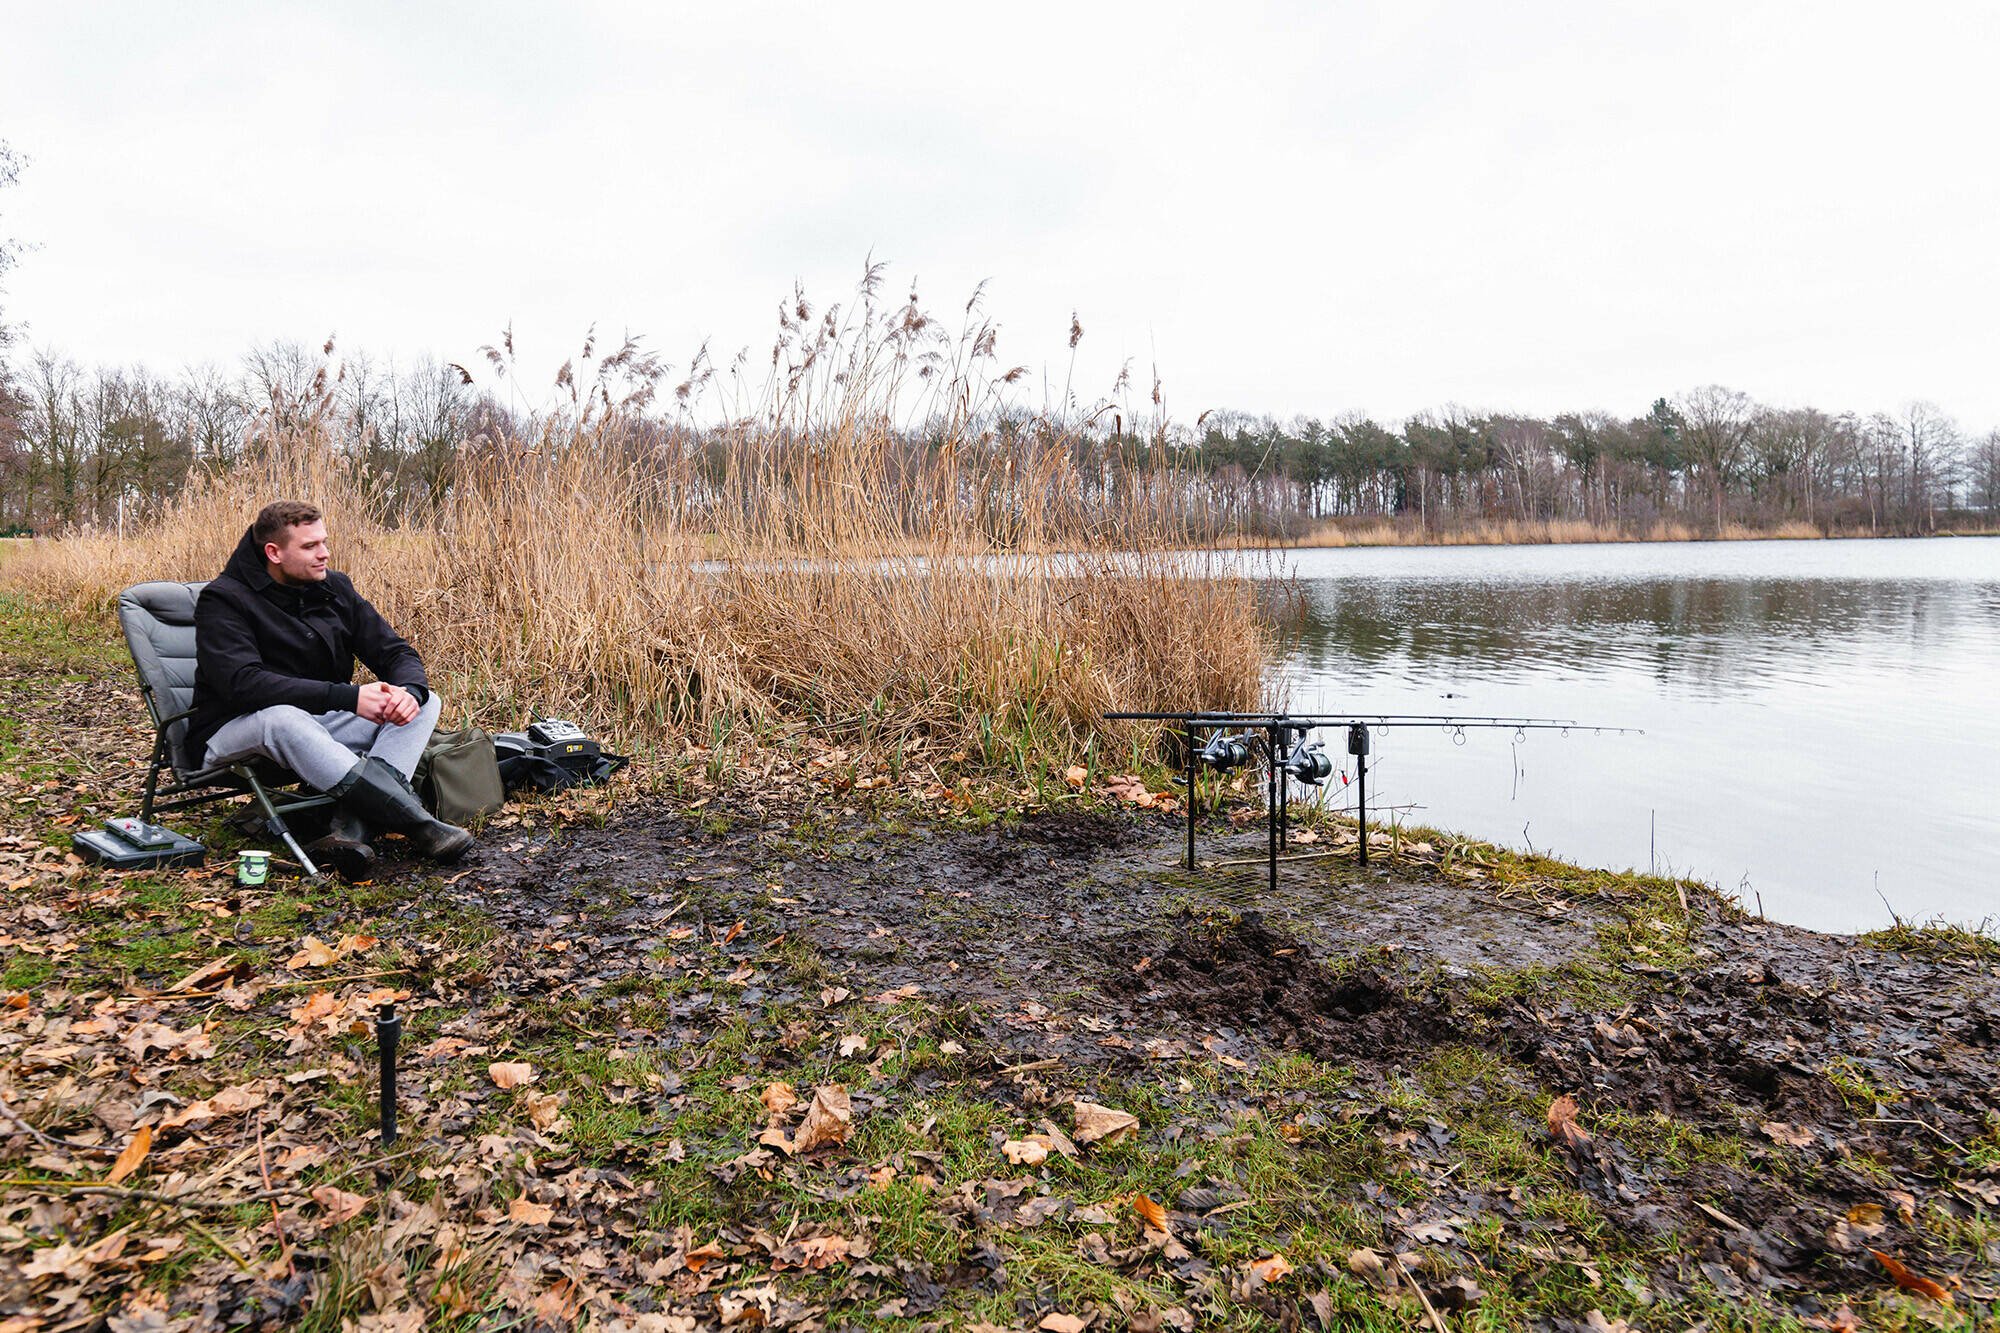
xmin=375 ymin=1001 xmax=401 ymax=1149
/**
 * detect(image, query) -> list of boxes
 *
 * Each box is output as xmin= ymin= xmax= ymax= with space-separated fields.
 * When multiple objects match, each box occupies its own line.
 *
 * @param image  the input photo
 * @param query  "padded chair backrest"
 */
xmin=118 ymin=581 xmax=209 ymax=773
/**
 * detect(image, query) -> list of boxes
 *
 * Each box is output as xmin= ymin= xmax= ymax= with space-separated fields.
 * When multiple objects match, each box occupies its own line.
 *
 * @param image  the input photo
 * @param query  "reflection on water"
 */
xmin=1255 ymin=538 xmax=2000 ymax=934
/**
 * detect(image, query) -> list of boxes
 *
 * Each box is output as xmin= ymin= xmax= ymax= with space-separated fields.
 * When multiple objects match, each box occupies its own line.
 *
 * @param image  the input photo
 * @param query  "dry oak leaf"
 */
xmin=1761 ymin=1120 xmax=1816 ymax=1147
xmin=22 ymin=1240 xmax=91 ymax=1281
xmin=760 ymin=1082 xmax=799 ymax=1118
xmin=1247 ymin=1253 xmax=1294 ymax=1284
xmin=1039 ymin=1315 xmax=1091 ymax=1333
xmin=521 ymin=1091 xmax=570 ymax=1135
xmin=509 ymin=1197 xmax=556 ymax=1225
xmin=1072 ymin=1100 xmax=1139 ymax=1146
xmin=159 ymin=1080 xmax=267 ymax=1129
xmin=1131 ymin=1193 xmax=1170 ymax=1233
xmin=1003 ymin=1138 xmax=1051 ymax=1167
xmin=1064 ymin=765 xmax=1089 ymax=788
xmin=1547 ymin=1094 xmax=1591 ymax=1151
xmin=790 ymin=1085 xmax=853 ymax=1153
xmin=104 ymin=1125 xmax=152 ymax=1185
xmin=285 ymin=935 xmax=340 ymax=970
xmin=1582 ymin=1314 xmax=1633 ymax=1333
xmin=1869 ymin=1248 xmax=1952 ymax=1304
xmin=310 ymin=1185 xmax=370 ymax=1223
xmin=683 ymin=1240 xmax=727 ymax=1273
xmin=488 ymin=1061 xmax=537 ymax=1089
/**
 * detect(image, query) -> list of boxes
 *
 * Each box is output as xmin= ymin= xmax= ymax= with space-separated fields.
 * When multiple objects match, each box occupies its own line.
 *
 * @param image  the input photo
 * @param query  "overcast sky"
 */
xmin=4 ymin=1 xmax=1997 ymax=430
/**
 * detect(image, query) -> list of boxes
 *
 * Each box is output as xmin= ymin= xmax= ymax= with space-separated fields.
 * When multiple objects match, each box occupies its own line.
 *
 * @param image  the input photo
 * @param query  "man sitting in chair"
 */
xmin=185 ymin=500 xmax=474 ymax=878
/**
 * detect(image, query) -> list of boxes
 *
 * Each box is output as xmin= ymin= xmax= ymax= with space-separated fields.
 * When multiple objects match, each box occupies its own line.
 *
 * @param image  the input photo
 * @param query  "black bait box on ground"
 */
xmin=72 ymin=816 xmax=206 ymax=870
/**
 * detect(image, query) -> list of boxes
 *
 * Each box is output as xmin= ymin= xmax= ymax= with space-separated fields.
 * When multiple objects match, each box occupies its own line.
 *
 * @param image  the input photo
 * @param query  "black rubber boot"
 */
xmin=304 ymin=803 xmax=376 ymax=881
xmin=335 ymin=757 xmax=475 ymax=863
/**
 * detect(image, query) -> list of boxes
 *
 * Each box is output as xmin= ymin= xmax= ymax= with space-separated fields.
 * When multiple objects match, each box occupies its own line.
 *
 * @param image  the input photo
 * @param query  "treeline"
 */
xmin=4 ymin=335 xmax=1995 ymax=543
xmin=0 ymin=342 xmax=488 ymax=533
xmin=1182 ymin=389 xmax=2000 ymax=539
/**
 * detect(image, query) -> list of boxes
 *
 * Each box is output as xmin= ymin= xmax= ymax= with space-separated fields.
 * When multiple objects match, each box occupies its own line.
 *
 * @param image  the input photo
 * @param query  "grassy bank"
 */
xmin=4 ymin=597 xmax=1997 ymax=1331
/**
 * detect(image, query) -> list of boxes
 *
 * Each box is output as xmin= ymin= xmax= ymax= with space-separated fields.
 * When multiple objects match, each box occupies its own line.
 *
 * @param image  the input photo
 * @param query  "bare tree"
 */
xmin=1675 ymin=385 xmax=1754 ymax=531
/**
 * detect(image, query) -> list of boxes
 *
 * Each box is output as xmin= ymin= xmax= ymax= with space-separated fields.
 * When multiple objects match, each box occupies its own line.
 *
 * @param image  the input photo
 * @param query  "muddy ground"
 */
xmin=454 ymin=794 xmax=2000 ymax=1309
xmin=4 ymin=612 xmax=1998 ymax=1328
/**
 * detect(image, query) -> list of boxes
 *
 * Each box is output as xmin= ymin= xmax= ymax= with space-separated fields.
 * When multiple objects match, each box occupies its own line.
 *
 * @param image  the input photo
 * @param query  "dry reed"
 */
xmin=2 ymin=283 xmax=1271 ymax=778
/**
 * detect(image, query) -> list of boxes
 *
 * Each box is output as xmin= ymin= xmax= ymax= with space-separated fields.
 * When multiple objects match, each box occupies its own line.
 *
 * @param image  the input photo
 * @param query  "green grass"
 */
xmin=1862 ymin=918 xmax=2000 ymax=964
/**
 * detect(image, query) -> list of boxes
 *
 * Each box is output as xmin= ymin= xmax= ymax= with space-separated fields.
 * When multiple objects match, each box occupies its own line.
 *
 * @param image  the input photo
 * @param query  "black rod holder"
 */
xmin=1185 ymin=719 xmax=1197 ymax=872
xmin=1347 ymin=723 xmax=1370 ymax=866
xmin=375 ymin=1001 xmax=401 ymax=1148
xmin=1266 ymin=725 xmax=1279 ymax=897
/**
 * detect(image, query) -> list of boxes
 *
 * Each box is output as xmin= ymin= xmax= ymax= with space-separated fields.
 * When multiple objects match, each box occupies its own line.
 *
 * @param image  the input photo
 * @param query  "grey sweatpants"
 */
xmin=202 ymin=692 xmax=443 ymax=792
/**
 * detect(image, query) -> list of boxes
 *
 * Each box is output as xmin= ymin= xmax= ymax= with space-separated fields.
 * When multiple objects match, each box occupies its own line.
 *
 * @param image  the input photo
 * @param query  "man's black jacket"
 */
xmin=187 ymin=527 xmax=430 ymax=761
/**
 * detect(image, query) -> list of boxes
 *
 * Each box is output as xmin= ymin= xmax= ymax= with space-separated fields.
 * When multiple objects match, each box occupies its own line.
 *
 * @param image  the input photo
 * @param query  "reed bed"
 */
xmin=2 ymin=286 xmax=1271 ymax=778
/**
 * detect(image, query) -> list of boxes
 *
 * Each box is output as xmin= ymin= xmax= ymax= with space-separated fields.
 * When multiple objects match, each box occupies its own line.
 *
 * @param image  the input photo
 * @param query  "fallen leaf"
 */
xmin=1132 ymin=1193 xmax=1169 ymax=1233
xmin=1547 ymin=1094 xmax=1591 ymax=1151
xmin=286 ymin=936 xmax=340 ymax=970
xmin=1888 ymin=1189 xmax=1917 ymax=1224
xmin=1064 ymin=765 xmax=1088 ymax=788
xmin=1761 ymin=1120 xmax=1816 ymax=1147
xmin=104 ymin=1125 xmax=152 ymax=1185
xmin=1003 ymin=1138 xmax=1050 ymax=1166
xmin=158 ymin=1081 xmax=268 ymax=1128
xmin=838 ymin=1033 xmax=870 ymax=1058
xmin=1583 ymin=1313 xmax=1632 ymax=1333
xmin=311 ymin=1185 xmax=370 ymax=1223
xmin=509 ymin=1197 xmax=555 ymax=1225
xmin=1039 ymin=1315 xmax=1089 ymax=1333
xmin=683 ymin=1240 xmax=726 ymax=1272
xmin=790 ymin=1085 xmax=852 ymax=1153
xmin=1846 ymin=1202 xmax=1885 ymax=1226
xmin=1869 ymin=1248 xmax=1952 ymax=1304
xmin=521 ymin=1091 xmax=570 ymax=1134
xmin=1072 ymin=1099 xmax=1139 ymax=1146
xmin=488 ymin=1061 xmax=537 ymax=1089
xmin=288 ymin=991 xmax=339 ymax=1029
xmin=1347 ymin=1248 xmax=1386 ymax=1286
xmin=1247 ymin=1253 xmax=1293 ymax=1284
xmin=759 ymin=1082 xmax=798 ymax=1118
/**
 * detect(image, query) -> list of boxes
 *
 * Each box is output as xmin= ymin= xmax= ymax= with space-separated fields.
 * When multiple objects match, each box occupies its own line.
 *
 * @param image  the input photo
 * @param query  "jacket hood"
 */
xmin=222 ymin=526 xmax=273 ymax=589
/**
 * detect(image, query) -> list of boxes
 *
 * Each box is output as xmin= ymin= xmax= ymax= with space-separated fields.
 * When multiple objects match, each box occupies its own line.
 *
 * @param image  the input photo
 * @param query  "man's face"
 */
xmin=264 ymin=520 xmax=330 ymax=584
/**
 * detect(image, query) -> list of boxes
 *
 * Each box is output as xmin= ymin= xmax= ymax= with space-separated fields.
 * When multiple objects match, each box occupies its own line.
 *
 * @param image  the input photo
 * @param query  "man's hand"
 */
xmin=357 ymin=681 xmax=421 ymax=726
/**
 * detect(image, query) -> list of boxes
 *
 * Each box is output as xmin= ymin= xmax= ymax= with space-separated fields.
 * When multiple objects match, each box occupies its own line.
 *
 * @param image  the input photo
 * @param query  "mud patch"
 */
xmin=962 ymin=805 xmax=1138 ymax=875
xmin=1103 ymin=913 xmax=1446 ymax=1061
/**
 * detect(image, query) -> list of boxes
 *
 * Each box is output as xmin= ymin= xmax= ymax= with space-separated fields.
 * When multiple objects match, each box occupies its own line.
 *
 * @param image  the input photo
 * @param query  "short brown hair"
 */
xmin=253 ymin=500 xmax=323 ymax=549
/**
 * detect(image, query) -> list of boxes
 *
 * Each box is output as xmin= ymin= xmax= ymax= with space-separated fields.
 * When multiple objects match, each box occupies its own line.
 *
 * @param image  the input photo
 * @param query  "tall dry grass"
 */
xmin=2 ymin=280 xmax=1270 ymax=777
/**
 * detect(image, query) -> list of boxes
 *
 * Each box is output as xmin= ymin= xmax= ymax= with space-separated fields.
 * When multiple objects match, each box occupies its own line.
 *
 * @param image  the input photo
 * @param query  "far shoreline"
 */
xmin=1218 ymin=517 xmax=2000 ymax=551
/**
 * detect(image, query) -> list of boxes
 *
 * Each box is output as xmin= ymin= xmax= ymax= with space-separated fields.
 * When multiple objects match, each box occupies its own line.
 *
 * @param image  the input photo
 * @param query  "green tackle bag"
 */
xmin=414 ymin=728 xmax=507 ymax=825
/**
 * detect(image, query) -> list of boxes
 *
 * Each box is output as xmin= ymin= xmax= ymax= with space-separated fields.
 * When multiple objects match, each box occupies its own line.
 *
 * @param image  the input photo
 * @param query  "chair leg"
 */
xmin=248 ymin=774 xmax=321 ymax=878
xmin=142 ymin=740 xmax=167 ymax=824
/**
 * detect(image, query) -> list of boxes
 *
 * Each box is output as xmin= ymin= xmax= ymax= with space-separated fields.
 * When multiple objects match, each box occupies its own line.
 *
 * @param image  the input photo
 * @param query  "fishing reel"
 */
xmin=1198 ymin=730 xmax=1256 ymax=770
xmin=1282 ymin=738 xmax=1335 ymax=786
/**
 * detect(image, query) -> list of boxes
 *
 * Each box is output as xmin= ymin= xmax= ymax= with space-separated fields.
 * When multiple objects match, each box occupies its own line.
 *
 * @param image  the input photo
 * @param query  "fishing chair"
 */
xmin=117 ymin=581 xmax=332 ymax=877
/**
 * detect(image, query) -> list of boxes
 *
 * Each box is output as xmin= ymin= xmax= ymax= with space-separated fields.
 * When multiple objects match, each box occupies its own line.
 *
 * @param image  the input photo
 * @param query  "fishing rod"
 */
xmin=1104 ymin=709 xmax=1643 ymax=891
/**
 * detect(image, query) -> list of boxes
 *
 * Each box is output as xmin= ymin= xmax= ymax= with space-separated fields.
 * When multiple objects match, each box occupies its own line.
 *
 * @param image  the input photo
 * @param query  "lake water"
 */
xmin=1256 ymin=537 xmax=2000 ymax=935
